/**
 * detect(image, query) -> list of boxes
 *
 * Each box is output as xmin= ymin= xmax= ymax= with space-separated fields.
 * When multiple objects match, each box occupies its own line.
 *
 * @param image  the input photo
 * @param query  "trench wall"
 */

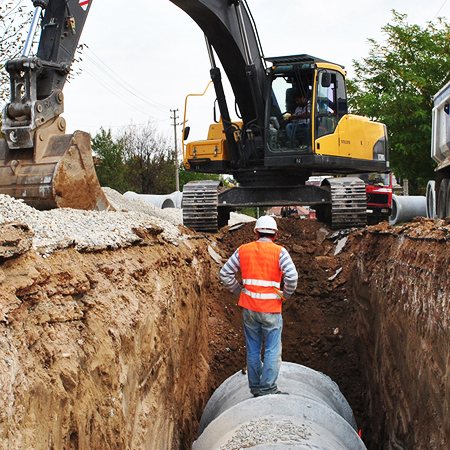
xmin=0 ymin=235 xmax=213 ymax=450
xmin=349 ymin=228 xmax=449 ymax=449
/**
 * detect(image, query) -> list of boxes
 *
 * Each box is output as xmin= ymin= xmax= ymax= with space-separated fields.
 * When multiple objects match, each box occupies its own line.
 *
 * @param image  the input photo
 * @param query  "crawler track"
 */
xmin=328 ymin=177 xmax=367 ymax=228
xmin=182 ymin=180 xmax=220 ymax=232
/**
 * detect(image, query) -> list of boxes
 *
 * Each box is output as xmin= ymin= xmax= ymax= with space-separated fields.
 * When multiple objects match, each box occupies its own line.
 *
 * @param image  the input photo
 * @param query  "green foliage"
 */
xmin=121 ymin=123 xmax=175 ymax=194
xmin=178 ymin=167 xmax=220 ymax=191
xmin=348 ymin=11 xmax=450 ymax=193
xmin=237 ymin=207 xmax=258 ymax=218
xmin=92 ymin=123 xmax=176 ymax=195
xmin=92 ymin=128 xmax=128 ymax=193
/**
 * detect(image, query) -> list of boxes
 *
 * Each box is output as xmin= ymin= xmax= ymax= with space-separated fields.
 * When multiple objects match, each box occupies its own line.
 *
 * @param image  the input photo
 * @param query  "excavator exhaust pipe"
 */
xmin=0 ymin=120 xmax=110 ymax=211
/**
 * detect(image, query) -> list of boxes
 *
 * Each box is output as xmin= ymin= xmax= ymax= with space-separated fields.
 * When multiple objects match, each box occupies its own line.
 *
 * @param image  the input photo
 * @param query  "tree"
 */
xmin=121 ymin=122 xmax=175 ymax=194
xmin=348 ymin=12 xmax=450 ymax=193
xmin=0 ymin=1 xmax=32 ymax=102
xmin=92 ymin=128 xmax=128 ymax=193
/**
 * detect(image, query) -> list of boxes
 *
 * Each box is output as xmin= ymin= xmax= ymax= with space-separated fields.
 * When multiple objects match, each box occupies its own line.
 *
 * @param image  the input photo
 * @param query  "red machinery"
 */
xmin=357 ymin=172 xmax=393 ymax=224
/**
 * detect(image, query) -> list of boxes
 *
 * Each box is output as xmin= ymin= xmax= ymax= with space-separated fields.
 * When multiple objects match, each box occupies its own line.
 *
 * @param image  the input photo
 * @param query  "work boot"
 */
xmin=274 ymin=390 xmax=289 ymax=395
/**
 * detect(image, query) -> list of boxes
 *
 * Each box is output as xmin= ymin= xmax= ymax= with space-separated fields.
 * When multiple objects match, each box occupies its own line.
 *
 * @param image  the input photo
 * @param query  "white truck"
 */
xmin=427 ymin=81 xmax=450 ymax=218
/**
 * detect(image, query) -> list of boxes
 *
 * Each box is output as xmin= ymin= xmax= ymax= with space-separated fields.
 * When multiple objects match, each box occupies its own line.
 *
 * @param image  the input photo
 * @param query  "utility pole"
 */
xmin=170 ymin=108 xmax=180 ymax=192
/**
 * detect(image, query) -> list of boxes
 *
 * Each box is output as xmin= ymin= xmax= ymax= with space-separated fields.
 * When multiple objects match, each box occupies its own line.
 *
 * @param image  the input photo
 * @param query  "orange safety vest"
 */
xmin=238 ymin=240 xmax=283 ymax=313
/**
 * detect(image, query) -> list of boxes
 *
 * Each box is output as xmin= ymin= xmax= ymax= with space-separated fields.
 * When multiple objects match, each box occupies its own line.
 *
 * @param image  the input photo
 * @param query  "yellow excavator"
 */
xmin=0 ymin=0 xmax=389 ymax=230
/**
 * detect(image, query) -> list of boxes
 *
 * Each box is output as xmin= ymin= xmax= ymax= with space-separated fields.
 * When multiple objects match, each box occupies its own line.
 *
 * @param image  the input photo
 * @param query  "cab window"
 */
xmin=315 ymin=71 xmax=347 ymax=138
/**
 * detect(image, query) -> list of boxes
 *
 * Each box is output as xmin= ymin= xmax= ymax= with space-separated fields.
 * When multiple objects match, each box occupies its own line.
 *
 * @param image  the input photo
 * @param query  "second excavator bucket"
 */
xmin=0 ymin=121 xmax=110 ymax=211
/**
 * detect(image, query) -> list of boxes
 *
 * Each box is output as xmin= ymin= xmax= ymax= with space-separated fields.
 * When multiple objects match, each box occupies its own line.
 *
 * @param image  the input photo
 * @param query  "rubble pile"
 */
xmin=0 ymin=194 xmax=182 ymax=254
xmin=103 ymin=187 xmax=184 ymax=226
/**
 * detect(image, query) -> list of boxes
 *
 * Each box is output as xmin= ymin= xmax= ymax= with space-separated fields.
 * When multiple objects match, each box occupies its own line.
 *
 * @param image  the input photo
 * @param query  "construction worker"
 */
xmin=219 ymin=215 xmax=298 ymax=397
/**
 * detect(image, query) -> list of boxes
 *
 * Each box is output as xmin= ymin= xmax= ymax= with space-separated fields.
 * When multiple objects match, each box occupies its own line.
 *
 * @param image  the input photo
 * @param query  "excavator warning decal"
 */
xmin=79 ymin=0 xmax=89 ymax=11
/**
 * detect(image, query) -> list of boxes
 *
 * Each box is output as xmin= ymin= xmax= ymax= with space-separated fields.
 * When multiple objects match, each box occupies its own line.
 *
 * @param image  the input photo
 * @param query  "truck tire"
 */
xmin=437 ymin=178 xmax=449 ymax=219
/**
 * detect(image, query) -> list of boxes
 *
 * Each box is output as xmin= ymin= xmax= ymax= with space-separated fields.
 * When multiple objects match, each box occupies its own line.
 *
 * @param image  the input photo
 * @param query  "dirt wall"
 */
xmin=348 ymin=221 xmax=450 ymax=449
xmin=0 ymin=231 xmax=213 ymax=450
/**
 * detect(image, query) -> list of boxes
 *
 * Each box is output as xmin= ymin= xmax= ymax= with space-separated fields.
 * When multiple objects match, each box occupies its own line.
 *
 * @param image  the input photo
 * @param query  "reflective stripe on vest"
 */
xmin=241 ymin=288 xmax=279 ymax=300
xmin=242 ymin=278 xmax=281 ymax=288
xmin=238 ymin=240 xmax=283 ymax=313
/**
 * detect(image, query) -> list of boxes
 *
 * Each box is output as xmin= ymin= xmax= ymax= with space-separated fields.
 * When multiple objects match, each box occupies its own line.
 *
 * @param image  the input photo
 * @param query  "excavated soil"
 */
xmin=0 ymin=215 xmax=449 ymax=449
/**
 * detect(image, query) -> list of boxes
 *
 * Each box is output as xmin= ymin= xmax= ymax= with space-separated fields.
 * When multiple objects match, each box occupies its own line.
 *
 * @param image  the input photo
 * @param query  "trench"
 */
xmin=0 ymin=218 xmax=448 ymax=450
xmin=190 ymin=219 xmax=448 ymax=450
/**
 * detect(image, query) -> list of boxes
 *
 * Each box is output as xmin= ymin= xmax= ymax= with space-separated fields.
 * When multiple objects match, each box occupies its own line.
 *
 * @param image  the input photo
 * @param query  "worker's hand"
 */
xmin=283 ymin=112 xmax=292 ymax=121
xmin=274 ymin=288 xmax=286 ymax=302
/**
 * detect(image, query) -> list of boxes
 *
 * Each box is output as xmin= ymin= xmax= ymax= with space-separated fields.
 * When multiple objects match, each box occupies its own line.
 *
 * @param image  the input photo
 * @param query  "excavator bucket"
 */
xmin=0 ymin=126 xmax=110 ymax=211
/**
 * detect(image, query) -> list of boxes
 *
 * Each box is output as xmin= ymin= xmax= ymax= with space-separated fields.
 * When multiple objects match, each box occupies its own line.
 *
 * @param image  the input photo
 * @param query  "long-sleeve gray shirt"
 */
xmin=219 ymin=238 xmax=298 ymax=298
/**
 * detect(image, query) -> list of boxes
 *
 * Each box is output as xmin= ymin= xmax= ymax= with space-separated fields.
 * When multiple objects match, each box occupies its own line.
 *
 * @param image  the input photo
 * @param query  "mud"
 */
xmin=0 ymin=217 xmax=448 ymax=449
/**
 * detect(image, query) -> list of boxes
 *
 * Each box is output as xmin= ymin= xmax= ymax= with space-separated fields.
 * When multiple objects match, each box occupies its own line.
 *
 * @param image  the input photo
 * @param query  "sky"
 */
xmin=26 ymin=0 xmax=450 ymax=143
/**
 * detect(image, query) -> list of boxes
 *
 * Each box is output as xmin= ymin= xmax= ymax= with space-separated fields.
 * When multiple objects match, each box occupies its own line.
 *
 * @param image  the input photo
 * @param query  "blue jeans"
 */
xmin=286 ymin=122 xmax=307 ymax=142
xmin=242 ymin=308 xmax=283 ymax=396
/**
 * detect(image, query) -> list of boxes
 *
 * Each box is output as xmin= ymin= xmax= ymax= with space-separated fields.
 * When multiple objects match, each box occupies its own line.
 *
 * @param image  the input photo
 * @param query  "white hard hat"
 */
xmin=254 ymin=215 xmax=278 ymax=234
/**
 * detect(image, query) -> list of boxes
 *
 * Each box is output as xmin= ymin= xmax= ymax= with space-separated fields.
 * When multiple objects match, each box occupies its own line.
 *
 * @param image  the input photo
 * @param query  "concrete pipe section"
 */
xmin=193 ymin=362 xmax=366 ymax=449
xmin=389 ymin=194 xmax=427 ymax=225
xmin=426 ymin=181 xmax=437 ymax=219
xmin=123 ymin=191 xmax=182 ymax=209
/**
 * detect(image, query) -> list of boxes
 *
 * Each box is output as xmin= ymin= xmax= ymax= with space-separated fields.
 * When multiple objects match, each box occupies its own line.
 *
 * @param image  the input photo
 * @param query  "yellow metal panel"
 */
xmin=316 ymin=62 xmax=346 ymax=77
xmin=207 ymin=123 xmax=225 ymax=140
xmin=183 ymin=138 xmax=229 ymax=169
xmin=315 ymin=114 xmax=385 ymax=160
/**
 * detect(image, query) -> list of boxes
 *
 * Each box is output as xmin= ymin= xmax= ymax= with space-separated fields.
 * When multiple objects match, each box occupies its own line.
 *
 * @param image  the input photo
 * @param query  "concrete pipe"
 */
xmin=123 ymin=191 xmax=180 ymax=209
xmin=426 ymin=181 xmax=437 ymax=219
xmin=389 ymin=194 xmax=427 ymax=225
xmin=193 ymin=362 xmax=366 ymax=450
xmin=170 ymin=191 xmax=183 ymax=209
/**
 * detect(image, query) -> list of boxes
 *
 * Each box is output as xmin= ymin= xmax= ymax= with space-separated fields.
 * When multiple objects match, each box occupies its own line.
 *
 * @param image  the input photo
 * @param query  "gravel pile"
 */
xmin=218 ymin=417 xmax=312 ymax=449
xmin=103 ymin=188 xmax=255 ymax=227
xmin=0 ymin=187 xmax=257 ymax=255
xmin=103 ymin=187 xmax=183 ymax=226
xmin=0 ymin=194 xmax=182 ymax=255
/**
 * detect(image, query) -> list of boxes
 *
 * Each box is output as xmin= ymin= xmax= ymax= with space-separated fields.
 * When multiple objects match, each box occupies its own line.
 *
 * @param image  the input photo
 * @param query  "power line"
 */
xmin=82 ymin=45 xmax=170 ymax=113
xmin=433 ymin=0 xmax=449 ymax=18
xmin=70 ymin=65 xmax=155 ymax=117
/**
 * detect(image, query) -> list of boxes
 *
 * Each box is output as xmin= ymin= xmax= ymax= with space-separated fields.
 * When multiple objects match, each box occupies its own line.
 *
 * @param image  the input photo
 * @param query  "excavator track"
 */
xmin=182 ymin=180 xmax=220 ymax=232
xmin=327 ymin=177 xmax=367 ymax=229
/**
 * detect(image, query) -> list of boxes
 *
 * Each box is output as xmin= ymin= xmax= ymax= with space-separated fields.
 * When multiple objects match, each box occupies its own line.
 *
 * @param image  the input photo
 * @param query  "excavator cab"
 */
xmin=265 ymin=55 xmax=387 ymax=167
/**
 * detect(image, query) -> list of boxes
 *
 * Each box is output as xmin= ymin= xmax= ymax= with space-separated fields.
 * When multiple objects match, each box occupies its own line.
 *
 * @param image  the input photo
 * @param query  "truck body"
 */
xmin=430 ymin=81 xmax=450 ymax=218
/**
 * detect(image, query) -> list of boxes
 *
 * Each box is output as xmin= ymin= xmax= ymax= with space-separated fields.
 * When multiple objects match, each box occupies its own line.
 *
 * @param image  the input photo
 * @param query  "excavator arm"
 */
xmin=3 ymin=0 xmax=92 ymax=150
xmin=170 ymin=0 xmax=267 ymax=127
xmin=0 ymin=0 xmax=111 ymax=210
xmin=0 ymin=0 xmax=269 ymax=209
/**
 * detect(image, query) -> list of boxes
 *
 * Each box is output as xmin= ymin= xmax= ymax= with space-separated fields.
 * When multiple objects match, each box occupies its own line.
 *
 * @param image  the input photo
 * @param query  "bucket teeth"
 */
xmin=0 ymin=131 xmax=110 ymax=211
